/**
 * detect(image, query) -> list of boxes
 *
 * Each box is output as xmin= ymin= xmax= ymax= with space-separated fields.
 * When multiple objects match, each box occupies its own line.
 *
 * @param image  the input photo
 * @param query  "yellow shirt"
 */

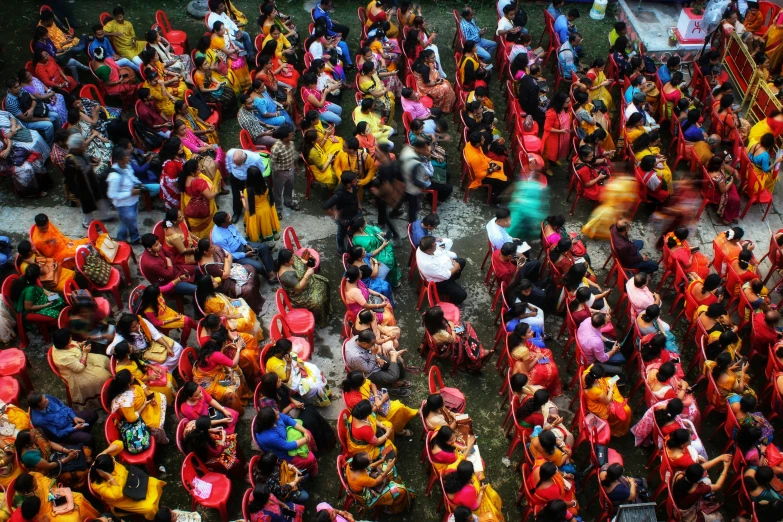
xmin=102 ymin=19 xmax=146 ymax=60
xmin=38 ymin=22 xmax=78 ymax=51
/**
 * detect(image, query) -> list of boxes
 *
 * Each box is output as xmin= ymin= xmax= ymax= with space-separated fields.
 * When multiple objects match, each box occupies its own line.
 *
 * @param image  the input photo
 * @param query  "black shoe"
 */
xmin=345 ymin=63 xmax=356 ymax=71
xmin=232 ymin=213 xmax=241 ymax=224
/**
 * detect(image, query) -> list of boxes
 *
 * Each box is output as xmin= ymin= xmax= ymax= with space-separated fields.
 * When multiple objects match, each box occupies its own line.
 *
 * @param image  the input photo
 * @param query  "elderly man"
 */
xmin=577 ymin=313 xmax=626 ymax=381
xmin=625 ymin=91 xmax=660 ymax=131
xmin=460 ymin=7 xmax=498 ymax=62
xmin=417 ymin=236 xmax=467 ymax=305
xmin=344 ymin=330 xmax=410 ymax=394
xmin=557 ymin=32 xmax=583 ymax=79
xmin=206 ymin=0 xmax=254 ymax=56
xmin=211 ymin=211 xmax=276 ymax=282
xmin=626 ymin=272 xmax=661 ymax=318
xmin=753 ymin=309 xmax=783 ymax=351
xmin=225 ymin=147 xmax=270 ymax=223
xmin=610 ymin=219 xmax=659 ymax=273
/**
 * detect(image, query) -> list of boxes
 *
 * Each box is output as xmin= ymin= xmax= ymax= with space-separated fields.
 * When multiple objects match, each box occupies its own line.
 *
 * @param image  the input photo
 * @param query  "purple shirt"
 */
xmin=401 ymin=97 xmax=431 ymax=120
xmin=577 ymin=319 xmax=608 ymax=364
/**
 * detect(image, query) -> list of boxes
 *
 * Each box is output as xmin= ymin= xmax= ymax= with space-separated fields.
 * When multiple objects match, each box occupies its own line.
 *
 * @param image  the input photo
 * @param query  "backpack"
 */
xmin=82 ymin=246 xmax=112 ymax=286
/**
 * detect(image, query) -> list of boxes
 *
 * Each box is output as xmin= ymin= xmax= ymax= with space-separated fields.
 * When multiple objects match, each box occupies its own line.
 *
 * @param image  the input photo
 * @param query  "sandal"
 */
xmin=285 ymin=202 xmax=301 ymax=211
xmin=388 ymin=388 xmax=411 ymax=397
xmin=391 ymin=380 xmax=413 ymax=388
xmin=396 ymin=429 xmax=414 ymax=437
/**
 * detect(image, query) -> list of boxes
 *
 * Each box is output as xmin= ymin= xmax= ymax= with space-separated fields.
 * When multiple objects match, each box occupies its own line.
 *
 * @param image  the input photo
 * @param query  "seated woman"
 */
xmin=738 ymin=425 xmax=783 ymax=470
xmin=142 ymin=70 xmax=179 ymax=119
xmin=195 ymin=238 xmax=263 ymax=314
xmin=443 ymin=460 xmax=503 ymax=522
xmin=412 ymin=50 xmax=455 ymax=113
xmin=199 ymin=314 xmax=261 ymax=386
xmin=529 ymin=427 xmax=574 ymax=475
xmin=304 ymin=29 xmax=345 ymax=85
xmin=247 ymin=80 xmax=292 ymax=128
xmin=182 ymin=415 xmax=238 ymax=472
xmin=730 ymin=393 xmax=774 ymax=444
xmin=636 ymin=304 xmax=678 ymax=353
xmin=252 ymin=451 xmax=309 ymax=505
xmin=145 ymin=29 xmax=193 ymax=77
xmin=196 ymin=274 xmax=263 ymax=341
xmin=343 ymin=266 xmax=395 ymax=326
xmin=300 ymin=72 xmax=342 ymax=125
xmin=161 ymin=208 xmax=198 ymax=265
xmin=192 ymin=55 xmax=237 ymax=117
xmin=459 ymin=41 xmax=491 ymax=92
xmin=600 ymin=464 xmax=648 ymax=508
xmin=743 ymin=278 xmax=772 ymax=318
xmin=179 ymin=381 xmax=238 ymax=434
xmin=346 ymin=400 xmax=396 ymax=460
xmin=728 ymin=248 xmax=762 ymax=297
xmin=15 ymin=429 xmax=90 ymax=487
xmin=348 ymin=247 xmax=393 ymax=304
xmin=695 ymin=303 xmax=737 ymax=356
xmin=64 ymin=108 xmax=112 ymax=173
xmin=747 ymin=132 xmax=783 ymax=195
xmin=640 ymin=333 xmax=683 ymax=378
xmin=624 ymin=112 xmax=648 ymax=147
xmin=666 ymin=227 xmax=710 ymax=280
xmin=423 ymin=393 xmax=471 ymax=445
xmin=646 ymin=361 xmax=699 ymax=426
xmin=107 ymin=369 xmax=168 ymax=444
xmin=504 ymin=303 xmax=546 ymax=348
xmin=707 ymin=352 xmax=754 ymax=413
xmin=173 ymin=120 xmax=226 ymax=176
xmin=516 ymin=389 xmax=574 ymax=446
xmin=89 ymin=441 xmax=165 ymax=520
xmin=301 ymin=129 xmax=339 ymax=190
xmin=349 ymin=216 xmax=400 ymax=288
xmin=12 ymin=471 xmax=99 ymax=522
xmin=135 ymin=285 xmax=196 ymax=345
xmin=113 ymin=341 xmax=176 ymax=405
xmin=258 ymin=38 xmax=301 ymax=89
xmin=623 ymin=75 xmax=657 ymax=106
xmin=715 ymin=94 xmax=750 ymax=142
xmin=569 ymin=288 xmax=615 ymax=337
xmin=583 ymin=364 xmax=631 ymax=437
xmin=430 ymin=425 xmax=479 ymax=477
xmin=666 ymin=428 xmax=725 ymax=473
xmin=652 ymin=399 xmax=706 ymax=455
xmin=89 ymin=47 xmax=137 ymax=102
xmin=265 ymin=339 xmax=330 ymax=407
xmin=10 ymin=264 xmax=66 ymax=332
xmin=745 ymin=466 xmax=783 ymax=503
xmin=685 ymin=273 xmax=722 ymax=323
xmin=110 ymin=313 xmax=183 ymax=372
xmin=344 ymin=451 xmax=414 ymax=514
xmin=353 ymin=309 xmax=399 ymax=355
xmin=526 ymin=461 xmax=578 ymax=516
xmin=342 ymin=371 xmax=416 ymax=438
xmin=50 ymin=328 xmax=111 ymax=410
xmin=358 ymin=61 xmax=395 ymax=121
xmin=210 ymin=22 xmax=250 ymax=92
xmin=573 ymin=91 xmax=614 ymax=153
xmin=277 ymin=249 xmax=330 ymax=328
xmin=254 ymin=406 xmax=318 ymax=476
xmin=257 ymin=372 xmax=334 ymax=452
xmin=246 ymin=483 xmax=304 ymax=522
xmin=464 ymin=131 xmax=509 ymax=204
xmin=192 ymin=339 xmax=250 ymax=413
xmin=702 ymin=154 xmax=741 ymax=225
xmin=508 ymin=326 xmax=562 ymax=398
xmin=423 ymin=307 xmax=490 ymax=372
xmin=574 ymin=145 xmax=610 ymax=202
xmin=661 ymin=72 xmax=693 ymax=121
xmin=638 ymin=155 xmax=669 ymax=202
xmin=141 ymin=51 xmax=186 ymax=104
xmin=410 ymin=17 xmax=447 ymax=77
xmin=671 ymin=461 xmax=730 ymax=522
xmin=32 ymin=50 xmax=77 ymax=96
xmin=681 ymin=109 xmax=720 ymax=156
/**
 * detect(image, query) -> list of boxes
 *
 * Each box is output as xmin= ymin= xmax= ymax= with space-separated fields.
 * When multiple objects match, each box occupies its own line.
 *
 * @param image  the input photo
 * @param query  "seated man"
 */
xmin=139 ymin=233 xmax=197 ymax=296
xmin=574 ymin=145 xmax=610 ymax=202
xmin=486 ymin=208 xmax=522 ymax=251
xmin=353 ymin=98 xmax=394 ymax=145
xmin=344 ymin=330 xmax=409 ymax=394
xmin=31 ymin=214 xmax=89 ymax=265
xmin=464 ymin=131 xmax=509 ymax=205
xmin=753 ymin=309 xmax=783 ymax=351
xmin=460 ymin=7 xmax=497 ymax=62
xmin=88 ymin=24 xmax=141 ymax=73
xmin=210 ymin=211 xmax=276 ymax=283
xmin=28 ymin=391 xmax=98 ymax=448
xmin=610 ymin=218 xmax=659 ymax=273
xmin=410 ymin=213 xmax=453 ymax=252
xmin=657 ymin=55 xmax=680 ymax=85
xmin=557 ymin=32 xmax=583 ymax=80
xmin=416 ymin=236 xmax=467 ymax=305
xmin=493 ymin=241 xmax=540 ymax=287
xmin=5 ymin=79 xmax=58 ymax=145
xmin=237 ymin=94 xmax=276 ymax=148
xmin=136 ymin=88 xmax=172 ymax=138
xmin=639 ymin=155 xmax=669 ymax=203
xmin=626 ymin=272 xmax=661 ymax=318
xmin=577 ymin=312 xmax=625 ymax=381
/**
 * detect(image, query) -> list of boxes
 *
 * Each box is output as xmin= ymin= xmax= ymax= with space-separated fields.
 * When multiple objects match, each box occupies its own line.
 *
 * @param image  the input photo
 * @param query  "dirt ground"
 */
xmin=0 ymin=1 xmax=780 ymax=521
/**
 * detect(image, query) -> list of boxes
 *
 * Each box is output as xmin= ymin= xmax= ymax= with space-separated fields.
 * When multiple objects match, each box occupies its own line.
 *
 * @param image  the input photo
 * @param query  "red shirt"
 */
xmin=139 ymin=250 xmax=196 ymax=286
xmin=492 ymin=250 xmax=517 ymax=286
xmin=753 ymin=311 xmax=779 ymax=353
xmin=137 ymin=99 xmax=168 ymax=127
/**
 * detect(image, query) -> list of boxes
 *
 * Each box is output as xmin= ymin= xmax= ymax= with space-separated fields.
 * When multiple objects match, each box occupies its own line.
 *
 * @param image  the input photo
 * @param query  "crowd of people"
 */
xmin=6 ymin=0 xmax=783 ymax=521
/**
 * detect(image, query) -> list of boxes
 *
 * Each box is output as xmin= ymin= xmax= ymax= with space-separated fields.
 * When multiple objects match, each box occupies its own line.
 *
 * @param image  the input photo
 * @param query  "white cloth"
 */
xmin=416 ymin=247 xmax=455 ymax=282
xmin=309 ymin=40 xmax=324 ymax=60
xmin=106 ymin=163 xmax=141 ymax=208
xmin=497 ymin=0 xmax=514 ymax=18
xmin=207 ymin=12 xmax=239 ymax=39
xmin=496 ymin=17 xmax=514 ymax=36
xmin=624 ymin=103 xmax=659 ymax=130
xmin=486 ymin=218 xmax=513 ymax=250
xmin=107 ymin=318 xmax=183 ymax=372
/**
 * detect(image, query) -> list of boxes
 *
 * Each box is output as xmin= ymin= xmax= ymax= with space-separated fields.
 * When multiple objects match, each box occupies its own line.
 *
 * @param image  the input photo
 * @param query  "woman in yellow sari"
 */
xmin=141 ymin=51 xmax=186 ymax=102
xmin=192 ymin=339 xmax=251 ymax=412
xmin=302 ymin=111 xmax=343 ymax=156
xmin=196 ymin=275 xmax=263 ymax=340
xmin=344 ymin=451 xmax=414 ymax=514
xmin=89 ymin=441 xmax=165 ymax=520
xmin=13 ymin=471 xmax=99 ymax=522
xmin=764 ymin=8 xmax=783 ymax=74
xmin=135 ymin=285 xmax=196 ymax=345
xmin=346 ymin=400 xmax=396 ymax=459
xmin=585 ymin=58 xmax=614 ymax=112
xmin=632 ymin=131 xmax=673 ymax=194
xmin=625 ymin=112 xmax=648 ymax=145
xmin=573 ymin=91 xmax=615 ymax=152
xmin=195 ymin=36 xmax=242 ymax=96
xmin=358 ymin=60 xmax=395 ymax=118
xmin=342 ymin=371 xmax=417 ymax=437
xmin=113 ymin=342 xmax=177 ymax=405
xmin=174 ymin=101 xmax=219 ymax=146
xmin=582 ymin=364 xmax=631 ymax=437
xmin=301 ymin=130 xmax=339 ymax=189
xmin=444 ymin=460 xmax=504 ymax=522
xmin=706 ymin=351 xmax=755 ymax=411
xmin=262 ymin=25 xmax=296 ymax=64
xmin=242 ymin=166 xmax=281 ymax=243
xmin=107 ymin=369 xmax=168 ymax=444
xmin=180 ymin=159 xmax=218 ymax=240
xmin=198 ymin=314 xmax=260 ymax=386
xmin=265 ymin=339 xmax=331 ymax=407
xmin=16 ymin=240 xmax=73 ymax=295
xmin=210 ymin=22 xmax=251 ymax=93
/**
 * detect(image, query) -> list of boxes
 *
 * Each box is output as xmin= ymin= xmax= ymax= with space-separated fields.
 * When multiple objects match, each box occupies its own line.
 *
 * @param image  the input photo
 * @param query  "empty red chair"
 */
xmin=0 ymin=349 xmax=32 ymax=392
xmin=87 ymin=220 xmax=137 ymax=283
xmin=181 ymin=452 xmax=231 ymax=522
xmin=105 ymin=411 xmax=158 ymax=474
xmin=155 ymin=10 xmax=188 ymax=54
xmin=74 ymin=246 xmax=122 ymax=311
xmin=275 ymin=289 xmax=315 ymax=348
xmin=0 ymin=377 xmax=19 ymax=406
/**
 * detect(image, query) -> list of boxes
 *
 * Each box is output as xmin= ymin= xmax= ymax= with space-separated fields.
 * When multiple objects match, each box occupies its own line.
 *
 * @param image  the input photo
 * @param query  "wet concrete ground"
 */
xmin=1 ymin=1 xmax=782 ymax=521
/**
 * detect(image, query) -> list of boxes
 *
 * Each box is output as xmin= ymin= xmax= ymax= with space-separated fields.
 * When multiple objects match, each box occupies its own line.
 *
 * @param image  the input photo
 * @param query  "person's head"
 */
xmin=341 ymin=371 xmax=367 ymax=394
xmin=510 ymin=373 xmax=529 ymax=394
xmin=27 ymin=392 xmax=47 ymax=411
xmin=419 ymin=235 xmax=437 ymax=255
xmin=355 ymin=329 xmax=376 ymax=349
xmin=738 ymin=246 xmax=754 ymax=269
xmin=672 ymin=463 xmax=705 ymax=499
xmin=590 ymin=313 xmax=607 ymax=329
xmin=577 ymin=144 xmax=594 ymax=163
xmin=640 ymin=154 xmax=657 ymax=172
xmin=444 ymin=460 xmax=475 ymax=494
xmin=601 ymin=463 xmax=624 ymax=488
xmin=642 ymin=304 xmax=661 ymax=322
xmin=566 ymin=8 xmax=580 ymax=21
xmin=348 ymin=452 xmax=371 ymax=472
xmin=422 ymin=393 xmax=445 ymax=417
xmin=112 ymin=145 xmax=130 ymax=169
xmin=719 ymin=329 xmax=739 ymax=350
xmin=423 ymin=306 xmax=447 ymax=335
xmin=712 ymin=351 xmax=735 ymax=380
xmin=51 ymin=326 xmax=73 ymax=349
xmin=583 ymin=363 xmax=605 ymax=388
xmin=612 ymin=35 xmax=629 ymax=55
xmin=666 ymin=427 xmax=691 ymax=449
xmin=106 ymin=369 xmax=134 ymax=405
xmin=213 ymin=211 xmax=231 ymax=229
xmin=14 ymin=473 xmax=35 ymax=495
xmin=739 ymin=393 xmax=758 ymax=413
xmin=670 ymin=71 xmax=684 ymax=87
xmin=626 ymin=112 xmax=644 ymax=129
xmin=20 ymin=496 xmax=41 ymax=521
xmin=551 ymin=91 xmax=569 ymax=113
xmin=351 ymin=399 xmax=373 ymax=421
xmin=254 ymin=406 xmax=279 ymax=432
xmin=536 ymin=499 xmax=568 ymax=522
xmin=656 ymin=362 xmax=676 ymax=383
xmin=737 ymin=425 xmax=764 ymax=453
xmin=613 ymin=21 xmax=627 ymax=35
xmin=641 ymin=333 xmax=667 ymax=362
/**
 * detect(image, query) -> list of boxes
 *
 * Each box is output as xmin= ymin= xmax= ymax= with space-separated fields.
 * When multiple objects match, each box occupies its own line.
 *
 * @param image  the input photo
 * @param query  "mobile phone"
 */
xmin=549 ymin=406 xmax=557 ymax=417
xmin=608 ymin=375 xmax=621 ymax=384
xmin=538 ymin=357 xmax=550 ymax=364
xmin=230 ymin=299 xmax=242 ymax=307
xmin=146 ymin=393 xmax=155 ymax=400
xmin=381 ymin=388 xmax=387 ymax=396
xmin=53 ymin=496 xmax=67 ymax=507
xmin=384 ymin=450 xmax=397 ymax=462
xmin=454 ymin=325 xmax=465 ymax=334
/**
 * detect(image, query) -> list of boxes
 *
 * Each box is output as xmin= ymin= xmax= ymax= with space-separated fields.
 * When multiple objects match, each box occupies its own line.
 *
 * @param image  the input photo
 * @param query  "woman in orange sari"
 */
xmin=525 ymin=461 xmax=579 ymax=516
xmin=685 ymin=273 xmax=721 ymax=322
xmin=583 ymin=364 xmax=632 ymax=437
xmin=706 ymin=352 xmax=754 ymax=412
xmin=714 ymin=227 xmax=756 ymax=276
xmin=728 ymin=248 xmax=761 ymax=297
xmin=412 ymin=50 xmax=455 ymax=112
xmin=714 ymin=94 xmax=750 ymax=142
xmin=764 ymin=8 xmax=783 ymax=74
xmin=135 ymin=285 xmax=197 ymax=345
xmin=665 ymin=227 xmax=710 ymax=280
xmin=541 ymin=92 xmax=572 ymax=176
xmin=464 ymin=132 xmax=510 ymax=205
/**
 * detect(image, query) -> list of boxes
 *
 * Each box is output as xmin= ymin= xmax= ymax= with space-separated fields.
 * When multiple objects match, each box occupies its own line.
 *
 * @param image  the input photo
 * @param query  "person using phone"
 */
xmin=343 ymin=451 xmax=414 ymax=513
xmin=180 ymin=381 xmax=238 ymax=433
xmin=28 ymin=392 xmax=100 ymax=449
xmin=583 ymin=364 xmax=632 ymax=437
xmin=577 ymin=313 xmax=626 ymax=383
xmin=508 ymin=324 xmax=563 ymax=397
xmin=105 ymin=368 xmax=169 ymax=444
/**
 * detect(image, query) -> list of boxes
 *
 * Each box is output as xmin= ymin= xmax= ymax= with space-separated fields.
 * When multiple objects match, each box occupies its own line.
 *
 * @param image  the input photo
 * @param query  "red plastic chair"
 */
xmin=1 ymin=274 xmax=51 ymax=349
xmin=427 ymin=366 xmax=466 ymax=413
xmin=0 ymin=377 xmax=19 ymax=406
xmin=406 ymin=223 xmax=419 ymax=281
xmin=181 ymin=452 xmax=231 ymax=521
xmin=74 ymin=246 xmax=122 ymax=311
xmin=100 ymin=380 xmax=112 ymax=413
xmin=336 ymin=409 xmax=349 ymax=457
xmin=0 ymin=349 xmax=31 ymax=393
xmin=175 ymin=417 xmax=188 ymax=455
xmin=87 ymin=220 xmax=137 ymax=282
xmin=105 ymin=411 xmax=158 ymax=474
xmin=426 ymin=282 xmax=461 ymax=324
xmin=179 ymin=347 xmax=198 ymax=381
xmin=155 ymin=10 xmax=188 ymax=54
xmin=275 ymin=288 xmax=315 ymax=348
xmin=47 ymin=347 xmax=73 ymax=406
xmin=99 ymin=12 xmax=112 ymax=25
xmin=460 ymin=150 xmax=494 ymax=204
xmin=282 ymin=227 xmax=320 ymax=271
xmin=239 ymin=129 xmax=260 ymax=152
xmin=268 ymin=314 xmax=312 ymax=361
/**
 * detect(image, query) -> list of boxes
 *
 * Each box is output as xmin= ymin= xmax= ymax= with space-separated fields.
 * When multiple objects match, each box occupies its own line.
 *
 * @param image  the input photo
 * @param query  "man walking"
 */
xmin=106 ymin=146 xmax=142 ymax=244
xmin=225 ymin=148 xmax=270 ymax=223
xmin=270 ymin=124 xmax=299 ymax=215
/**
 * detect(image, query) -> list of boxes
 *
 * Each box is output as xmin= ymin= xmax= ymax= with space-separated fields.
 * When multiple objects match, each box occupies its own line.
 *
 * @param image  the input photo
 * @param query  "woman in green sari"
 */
xmin=10 ymin=264 xmax=66 ymax=331
xmin=276 ymin=249 xmax=331 ymax=327
xmin=348 ymin=216 xmax=400 ymax=288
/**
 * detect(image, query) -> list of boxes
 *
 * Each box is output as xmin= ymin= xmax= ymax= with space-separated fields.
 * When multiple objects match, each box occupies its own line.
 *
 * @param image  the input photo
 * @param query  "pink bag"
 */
xmin=609 ymin=400 xmax=628 ymax=422
xmin=584 ymin=413 xmax=611 ymax=445
xmin=439 ymin=387 xmax=466 ymax=414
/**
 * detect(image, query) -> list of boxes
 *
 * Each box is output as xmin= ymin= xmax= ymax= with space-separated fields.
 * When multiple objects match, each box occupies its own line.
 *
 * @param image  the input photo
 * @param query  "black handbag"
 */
xmin=122 ymin=465 xmax=150 ymax=500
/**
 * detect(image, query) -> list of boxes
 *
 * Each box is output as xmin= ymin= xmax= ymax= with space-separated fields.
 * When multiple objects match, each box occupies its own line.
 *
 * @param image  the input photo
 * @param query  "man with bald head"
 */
xmin=610 ymin=218 xmax=659 ymax=273
xmin=753 ymin=309 xmax=783 ymax=351
xmin=225 ymin=148 xmax=270 ymax=223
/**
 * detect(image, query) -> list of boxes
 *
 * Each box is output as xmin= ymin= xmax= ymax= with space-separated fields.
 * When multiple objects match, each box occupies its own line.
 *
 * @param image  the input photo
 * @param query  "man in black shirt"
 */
xmin=322 ymin=171 xmax=360 ymax=254
xmin=517 ymin=59 xmax=546 ymax=130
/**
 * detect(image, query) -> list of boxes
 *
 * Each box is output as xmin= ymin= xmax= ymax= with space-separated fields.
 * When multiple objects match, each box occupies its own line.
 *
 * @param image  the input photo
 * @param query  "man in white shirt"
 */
xmin=225 ymin=148 xmax=270 ymax=223
xmin=496 ymin=4 xmax=522 ymax=37
xmin=486 ymin=208 xmax=517 ymax=250
xmin=416 ymin=236 xmax=467 ymax=305
xmin=106 ymin=146 xmax=143 ymax=244
xmin=624 ymin=91 xmax=660 ymax=131
xmin=207 ymin=0 xmax=254 ymax=56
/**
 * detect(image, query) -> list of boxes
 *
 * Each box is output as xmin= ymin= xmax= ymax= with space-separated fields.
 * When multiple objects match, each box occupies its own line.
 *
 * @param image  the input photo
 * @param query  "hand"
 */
xmin=291 ymin=399 xmax=304 ymax=409
xmin=304 ymin=267 xmax=315 ymax=277
xmin=131 ymin=188 xmax=141 ymax=196
xmin=74 ymin=417 xmax=85 ymax=425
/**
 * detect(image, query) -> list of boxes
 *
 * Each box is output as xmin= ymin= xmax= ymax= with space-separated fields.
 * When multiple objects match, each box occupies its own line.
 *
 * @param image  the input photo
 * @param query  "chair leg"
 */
xmin=119 ymin=259 xmax=132 ymax=283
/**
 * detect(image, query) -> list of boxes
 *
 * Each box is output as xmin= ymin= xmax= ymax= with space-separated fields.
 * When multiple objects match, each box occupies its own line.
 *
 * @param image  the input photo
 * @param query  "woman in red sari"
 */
xmin=660 ymin=71 xmax=690 ymax=121
xmin=666 ymin=227 xmax=710 ymax=280
xmin=259 ymin=41 xmax=300 ymax=89
xmin=89 ymin=47 xmax=136 ymax=100
xmin=33 ymin=51 xmax=77 ymax=94
xmin=541 ymin=92 xmax=572 ymax=176
xmin=412 ymin=49 xmax=454 ymax=112
xmin=158 ymin=137 xmax=185 ymax=211
xmin=526 ymin=461 xmax=579 ymax=516
xmin=671 ymin=461 xmax=731 ymax=522
xmin=508 ymin=324 xmax=562 ymax=397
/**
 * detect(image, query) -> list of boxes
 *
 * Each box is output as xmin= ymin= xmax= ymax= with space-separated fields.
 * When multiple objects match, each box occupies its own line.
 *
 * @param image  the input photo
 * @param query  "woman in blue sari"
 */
xmin=247 ymin=80 xmax=293 ymax=127
xmin=347 ymin=245 xmax=394 ymax=305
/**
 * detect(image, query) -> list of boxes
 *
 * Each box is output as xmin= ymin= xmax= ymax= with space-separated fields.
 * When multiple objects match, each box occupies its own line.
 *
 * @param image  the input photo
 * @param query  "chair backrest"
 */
xmin=79 ymin=84 xmax=106 ymax=106
xmin=282 ymin=226 xmax=302 ymax=251
xmin=181 ymin=452 xmax=205 ymax=496
xmin=100 ymin=12 xmax=112 ymax=26
xmin=100 ymin=379 xmax=112 ymax=413
xmin=179 ymin=346 xmax=198 ymax=381
xmin=341 ymin=338 xmax=351 ymax=372
xmin=47 ymin=347 xmax=73 ymax=406
xmin=269 ymin=314 xmax=291 ymax=341
xmin=0 ymin=274 xmax=17 ymax=309
xmin=239 ymin=129 xmax=257 ymax=151
xmin=104 ymin=411 xmax=122 ymax=442
xmin=259 ymin=342 xmax=273 ymax=375
xmin=428 ymin=365 xmax=444 ymax=394
xmin=241 ymin=486 xmax=252 ymax=521
xmin=336 ymin=408 xmax=349 ymax=455
xmin=128 ymin=285 xmax=145 ymax=315
xmin=174 ymin=387 xmax=186 ymax=421
xmin=275 ymin=288 xmax=292 ymax=317
xmin=57 ymin=306 xmax=72 ymax=329
xmin=175 ymin=418 xmax=188 ymax=454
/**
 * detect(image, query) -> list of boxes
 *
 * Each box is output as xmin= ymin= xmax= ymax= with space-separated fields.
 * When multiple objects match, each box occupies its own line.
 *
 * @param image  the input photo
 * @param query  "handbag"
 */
xmin=70 ymin=289 xmax=96 ymax=307
xmin=94 ymin=232 xmax=119 ymax=263
xmin=584 ymin=413 xmax=611 ymax=445
xmin=146 ymin=364 xmax=169 ymax=387
xmin=184 ymin=193 xmax=210 ymax=219
xmin=50 ymin=486 xmax=74 ymax=515
xmin=439 ymin=387 xmax=466 ymax=414
xmin=36 ymin=257 xmax=60 ymax=289
xmin=82 ymin=246 xmax=112 ymax=286
xmin=609 ymin=400 xmax=629 ymax=422
xmin=119 ymin=418 xmax=152 ymax=455
xmin=122 ymin=466 xmax=150 ymax=500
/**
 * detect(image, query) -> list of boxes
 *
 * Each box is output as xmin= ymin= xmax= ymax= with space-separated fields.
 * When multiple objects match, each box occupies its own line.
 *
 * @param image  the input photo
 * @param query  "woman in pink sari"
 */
xmin=173 ymin=120 xmax=226 ymax=174
xmin=541 ymin=92 xmax=571 ymax=176
xmin=343 ymin=266 xmax=395 ymax=326
xmin=645 ymin=361 xmax=701 ymax=430
xmin=180 ymin=381 xmax=239 ymax=434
